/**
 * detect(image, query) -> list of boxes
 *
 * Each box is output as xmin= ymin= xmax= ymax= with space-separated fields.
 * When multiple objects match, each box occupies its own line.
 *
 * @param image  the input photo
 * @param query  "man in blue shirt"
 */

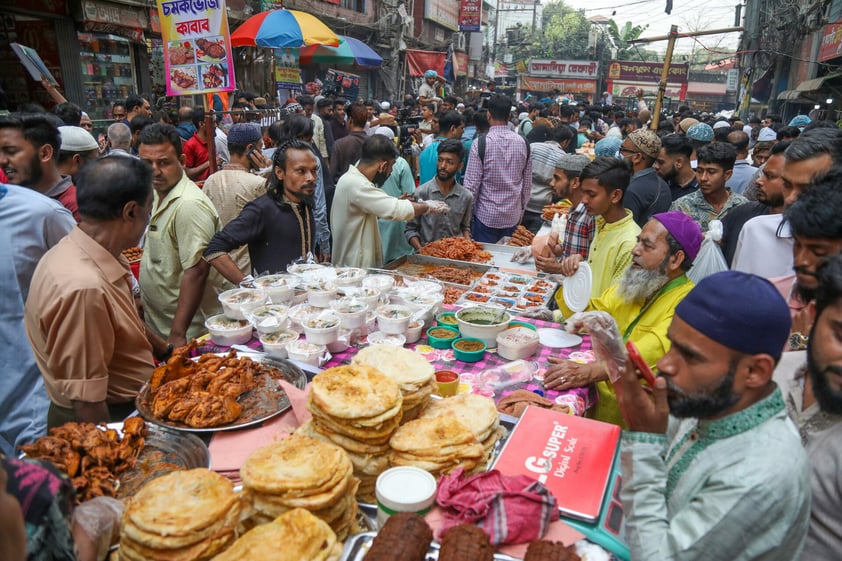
xmin=418 ymin=110 xmax=464 ymax=185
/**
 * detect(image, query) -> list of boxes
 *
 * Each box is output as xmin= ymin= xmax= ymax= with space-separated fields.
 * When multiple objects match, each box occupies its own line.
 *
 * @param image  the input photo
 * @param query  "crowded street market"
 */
xmin=2 ymin=0 xmax=842 ymax=559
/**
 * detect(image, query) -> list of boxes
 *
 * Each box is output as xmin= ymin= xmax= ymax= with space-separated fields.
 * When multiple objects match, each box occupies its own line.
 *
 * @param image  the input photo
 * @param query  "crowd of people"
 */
xmin=2 ymin=71 xmax=842 ymax=561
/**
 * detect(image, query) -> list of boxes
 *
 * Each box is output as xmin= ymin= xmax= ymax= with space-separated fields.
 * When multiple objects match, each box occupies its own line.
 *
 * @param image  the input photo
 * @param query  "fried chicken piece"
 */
xmin=149 ymin=340 xmax=199 ymax=392
xmin=122 ymin=416 xmax=146 ymax=438
xmin=151 ymin=377 xmax=192 ymax=418
xmin=183 ymin=394 xmax=242 ymax=428
xmin=166 ymin=392 xmax=207 ymax=422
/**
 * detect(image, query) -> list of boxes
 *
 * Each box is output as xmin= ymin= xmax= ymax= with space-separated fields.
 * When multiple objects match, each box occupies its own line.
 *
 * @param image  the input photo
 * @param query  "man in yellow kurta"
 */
xmin=545 ymin=211 xmax=703 ymax=426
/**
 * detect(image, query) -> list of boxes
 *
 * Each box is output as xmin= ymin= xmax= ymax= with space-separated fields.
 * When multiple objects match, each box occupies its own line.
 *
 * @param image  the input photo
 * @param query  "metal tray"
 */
xmin=340 ymin=531 xmax=520 ymax=561
xmin=136 ymin=355 xmax=306 ymax=433
xmin=381 ymin=255 xmax=492 ymax=286
xmin=114 ymin=421 xmax=210 ymax=498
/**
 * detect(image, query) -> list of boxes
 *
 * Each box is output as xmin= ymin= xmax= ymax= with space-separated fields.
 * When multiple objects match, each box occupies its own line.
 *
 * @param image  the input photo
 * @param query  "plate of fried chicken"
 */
xmin=135 ymin=344 xmax=307 ymax=432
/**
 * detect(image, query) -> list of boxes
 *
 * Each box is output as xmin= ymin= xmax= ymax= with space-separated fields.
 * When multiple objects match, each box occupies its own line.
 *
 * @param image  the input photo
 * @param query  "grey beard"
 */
xmin=617 ymin=266 xmax=670 ymax=303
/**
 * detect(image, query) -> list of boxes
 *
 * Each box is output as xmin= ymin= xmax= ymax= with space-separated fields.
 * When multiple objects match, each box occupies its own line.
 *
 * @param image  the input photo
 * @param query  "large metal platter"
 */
xmin=135 ymin=354 xmax=307 ymax=433
xmin=382 ymin=255 xmax=492 ymax=286
xmin=112 ymin=421 xmax=210 ymax=498
xmin=339 ymin=531 xmax=520 ymax=561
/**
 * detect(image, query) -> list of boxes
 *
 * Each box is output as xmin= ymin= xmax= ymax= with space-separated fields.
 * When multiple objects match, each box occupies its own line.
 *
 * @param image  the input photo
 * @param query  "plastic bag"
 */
xmin=565 ymin=311 xmax=627 ymax=382
xmin=72 ymin=496 xmax=123 ymax=561
xmin=688 ymin=220 xmax=728 ymax=284
xmin=475 ymin=360 xmax=538 ymax=392
xmin=424 ymin=200 xmax=450 ymax=214
xmin=551 ymin=212 xmax=567 ymax=235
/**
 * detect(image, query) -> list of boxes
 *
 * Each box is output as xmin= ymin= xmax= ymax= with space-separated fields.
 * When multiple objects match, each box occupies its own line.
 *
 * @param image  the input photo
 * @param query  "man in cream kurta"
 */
xmin=331 ymin=135 xmax=436 ymax=269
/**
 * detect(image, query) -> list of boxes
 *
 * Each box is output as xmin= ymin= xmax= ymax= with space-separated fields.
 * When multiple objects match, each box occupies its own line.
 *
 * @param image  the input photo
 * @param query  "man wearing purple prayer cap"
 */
xmin=545 ymin=211 xmax=702 ymax=426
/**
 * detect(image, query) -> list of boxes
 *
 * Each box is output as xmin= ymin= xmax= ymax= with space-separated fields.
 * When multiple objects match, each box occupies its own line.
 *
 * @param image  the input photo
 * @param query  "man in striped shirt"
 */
xmin=463 ymin=95 xmax=532 ymax=243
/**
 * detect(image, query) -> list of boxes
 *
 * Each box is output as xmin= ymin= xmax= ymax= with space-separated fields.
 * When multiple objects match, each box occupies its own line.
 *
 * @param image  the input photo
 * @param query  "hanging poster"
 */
xmin=324 ymin=68 xmax=360 ymax=100
xmin=274 ymin=47 xmax=302 ymax=89
xmin=458 ymin=0 xmax=481 ymax=32
xmin=157 ymin=0 xmax=236 ymax=96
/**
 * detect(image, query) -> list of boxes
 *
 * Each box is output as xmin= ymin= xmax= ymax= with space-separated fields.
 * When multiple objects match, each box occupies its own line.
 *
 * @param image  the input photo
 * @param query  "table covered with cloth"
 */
xmin=196 ymin=314 xmax=597 ymax=416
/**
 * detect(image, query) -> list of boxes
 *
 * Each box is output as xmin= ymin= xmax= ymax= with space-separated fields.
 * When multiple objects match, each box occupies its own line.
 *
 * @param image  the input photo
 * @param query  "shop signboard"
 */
xmin=425 ymin=0 xmax=459 ymax=31
xmin=528 ymin=59 xmax=599 ymax=80
xmin=607 ymin=80 xmax=686 ymax=101
xmin=274 ymin=47 xmax=302 ymax=89
xmin=819 ymin=20 xmax=842 ymax=62
xmin=81 ymin=0 xmax=148 ymax=42
xmin=325 ymin=68 xmax=360 ymax=100
xmin=521 ymin=76 xmax=596 ymax=94
xmin=157 ymin=0 xmax=236 ymax=96
xmin=458 ymin=0 xmax=481 ymax=32
xmin=607 ymin=60 xmax=688 ymax=84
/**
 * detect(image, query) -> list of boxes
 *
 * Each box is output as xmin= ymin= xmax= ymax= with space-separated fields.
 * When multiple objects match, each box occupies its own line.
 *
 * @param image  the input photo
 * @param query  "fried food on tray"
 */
xmin=421 ymin=265 xmax=475 ymax=286
xmin=418 ymin=237 xmax=492 ymax=263
xmin=442 ymin=285 xmax=466 ymax=305
xmin=363 ymin=512 xmax=433 ymax=561
xmin=147 ymin=348 xmax=270 ymax=428
xmin=438 ymin=524 xmax=495 ymax=561
xmin=507 ymin=225 xmax=536 ymax=247
xmin=542 ymin=201 xmax=573 ymax=222
xmin=524 ymin=539 xmax=581 ymax=561
xmin=20 ymin=419 xmax=147 ymax=503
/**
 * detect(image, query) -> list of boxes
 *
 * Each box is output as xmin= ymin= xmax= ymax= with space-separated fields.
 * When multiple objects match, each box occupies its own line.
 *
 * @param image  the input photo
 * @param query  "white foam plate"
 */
xmin=537 ymin=328 xmax=583 ymax=348
xmin=563 ymin=261 xmax=592 ymax=312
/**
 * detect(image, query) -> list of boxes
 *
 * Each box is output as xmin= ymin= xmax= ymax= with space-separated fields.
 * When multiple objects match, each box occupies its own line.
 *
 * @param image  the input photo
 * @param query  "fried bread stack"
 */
xmin=418 ymin=393 xmax=505 ymax=463
xmin=211 ymin=508 xmax=342 ymax=561
xmin=119 ymin=469 xmax=240 ymax=561
xmin=239 ymin=435 xmax=359 ymax=540
xmin=300 ymin=365 xmax=403 ymax=501
xmin=389 ymin=416 xmax=485 ymax=478
xmin=351 ymin=345 xmax=435 ymax=421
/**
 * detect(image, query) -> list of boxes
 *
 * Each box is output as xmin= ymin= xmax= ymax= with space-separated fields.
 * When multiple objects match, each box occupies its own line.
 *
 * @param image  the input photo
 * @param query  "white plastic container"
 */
xmin=333 ymin=267 xmax=367 ymax=287
xmin=496 ymin=327 xmax=541 ymax=360
xmin=367 ymin=331 xmax=406 ymax=347
xmin=286 ymin=340 xmax=326 ymax=367
xmin=218 ymin=288 xmax=269 ymax=320
xmin=252 ymin=274 xmax=294 ymax=304
xmin=362 ymin=274 xmax=395 ymax=294
xmin=375 ymin=467 xmax=437 ymax=528
xmin=404 ymin=320 xmax=424 ymax=344
xmin=288 ymin=303 xmax=320 ymax=332
xmin=455 ymin=306 xmax=512 ymax=348
xmin=375 ymin=304 xmax=412 ymax=335
xmin=259 ymin=329 xmax=299 ymax=360
xmin=205 ymin=314 xmax=253 ymax=346
xmin=337 ymin=286 xmax=381 ymax=309
xmin=305 ymin=282 xmax=338 ymax=308
xmin=248 ymin=304 xmax=290 ymax=336
xmin=303 ymin=313 xmax=341 ymax=345
xmin=329 ymin=298 xmax=369 ymax=329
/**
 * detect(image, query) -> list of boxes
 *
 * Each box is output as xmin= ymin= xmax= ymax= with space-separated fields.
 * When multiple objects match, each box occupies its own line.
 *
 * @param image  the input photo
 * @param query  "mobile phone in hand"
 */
xmin=626 ymin=340 xmax=656 ymax=386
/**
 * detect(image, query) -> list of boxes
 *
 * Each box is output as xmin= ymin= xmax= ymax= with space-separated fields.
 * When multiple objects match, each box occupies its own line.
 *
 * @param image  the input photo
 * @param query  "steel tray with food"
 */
xmin=339 ymin=531 xmax=520 ymax=561
xmin=381 ymin=255 xmax=491 ymax=287
xmin=136 ymin=353 xmax=307 ymax=433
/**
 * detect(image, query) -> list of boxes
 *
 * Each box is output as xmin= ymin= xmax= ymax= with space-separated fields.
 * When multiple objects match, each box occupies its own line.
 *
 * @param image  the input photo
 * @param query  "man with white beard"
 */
xmin=544 ymin=211 xmax=702 ymax=426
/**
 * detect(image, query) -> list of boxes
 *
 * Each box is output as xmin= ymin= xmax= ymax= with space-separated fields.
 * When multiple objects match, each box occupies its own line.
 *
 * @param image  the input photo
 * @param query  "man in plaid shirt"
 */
xmin=535 ymin=153 xmax=594 ymax=273
xmin=463 ymin=95 xmax=532 ymax=243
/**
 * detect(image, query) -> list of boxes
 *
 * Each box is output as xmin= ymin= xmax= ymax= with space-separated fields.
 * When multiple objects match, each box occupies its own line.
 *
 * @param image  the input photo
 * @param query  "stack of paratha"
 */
xmin=239 ymin=435 xmax=359 ymax=540
xmin=211 ymin=508 xmax=342 ymax=561
xmin=389 ymin=416 xmax=485 ymax=478
xmin=119 ymin=469 xmax=240 ymax=561
xmin=351 ymin=345 xmax=435 ymax=421
xmin=418 ymin=393 xmax=505 ymax=463
xmin=299 ymin=365 xmax=403 ymax=502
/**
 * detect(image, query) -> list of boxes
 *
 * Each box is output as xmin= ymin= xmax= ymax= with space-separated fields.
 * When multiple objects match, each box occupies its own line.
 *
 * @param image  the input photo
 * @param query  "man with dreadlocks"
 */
xmin=203 ymin=139 xmax=318 ymax=282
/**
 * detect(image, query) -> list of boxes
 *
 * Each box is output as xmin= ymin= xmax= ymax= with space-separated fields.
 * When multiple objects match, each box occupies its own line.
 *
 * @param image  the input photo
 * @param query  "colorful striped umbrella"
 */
xmin=230 ymin=9 xmax=339 ymax=48
xmin=299 ymin=35 xmax=383 ymax=68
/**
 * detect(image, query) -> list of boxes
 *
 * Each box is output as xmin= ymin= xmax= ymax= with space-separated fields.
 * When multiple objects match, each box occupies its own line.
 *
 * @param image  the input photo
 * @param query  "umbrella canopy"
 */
xmin=231 ymin=9 xmax=339 ymax=48
xmin=299 ymin=35 xmax=383 ymax=68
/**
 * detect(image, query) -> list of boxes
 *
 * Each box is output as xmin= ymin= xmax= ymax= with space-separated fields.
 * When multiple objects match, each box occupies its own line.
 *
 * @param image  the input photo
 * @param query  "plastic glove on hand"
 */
xmin=425 ymin=200 xmax=450 ymax=214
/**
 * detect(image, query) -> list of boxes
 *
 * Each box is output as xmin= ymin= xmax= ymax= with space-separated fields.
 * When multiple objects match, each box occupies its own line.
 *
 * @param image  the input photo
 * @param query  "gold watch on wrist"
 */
xmin=789 ymin=332 xmax=809 ymax=351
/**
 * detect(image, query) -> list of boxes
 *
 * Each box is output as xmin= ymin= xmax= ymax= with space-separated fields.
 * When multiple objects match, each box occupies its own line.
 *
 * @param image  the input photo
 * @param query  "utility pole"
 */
xmin=630 ymin=25 xmax=744 ymax=130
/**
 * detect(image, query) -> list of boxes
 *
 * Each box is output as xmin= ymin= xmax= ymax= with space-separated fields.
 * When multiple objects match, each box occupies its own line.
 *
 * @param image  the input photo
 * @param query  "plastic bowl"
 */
xmin=286 ymin=340 xmax=326 ymax=367
xmin=362 ymin=274 xmax=395 ymax=294
xmin=367 ymin=331 xmax=406 ymax=347
xmin=496 ymin=327 xmax=541 ymax=360
xmin=259 ymin=329 xmax=299 ymax=360
xmin=337 ymin=286 xmax=381 ymax=309
xmin=375 ymin=304 xmax=413 ymax=335
xmin=436 ymin=312 xmax=458 ymax=327
xmin=451 ymin=337 xmax=487 ymax=362
xmin=507 ymin=320 xmax=538 ymax=331
xmin=305 ymin=283 xmax=338 ymax=308
xmin=286 ymin=262 xmax=326 ymax=276
xmin=329 ymin=298 xmax=369 ymax=329
xmin=248 ymin=304 xmax=290 ymax=336
xmin=333 ymin=267 xmax=367 ymax=287
xmin=205 ymin=314 xmax=253 ymax=346
xmin=252 ymin=274 xmax=295 ymax=304
xmin=426 ymin=325 xmax=460 ymax=349
xmin=288 ymin=303 xmax=320 ymax=332
xmin=302 ymin=313 xmax=341 ymax=345
xmin=218 ymin=288 xmax=269 ymax=320
xmin=405 ymin=320 xmax=424 ymax=344
xmin=455 ymin=306 xmax=512 ymax=348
